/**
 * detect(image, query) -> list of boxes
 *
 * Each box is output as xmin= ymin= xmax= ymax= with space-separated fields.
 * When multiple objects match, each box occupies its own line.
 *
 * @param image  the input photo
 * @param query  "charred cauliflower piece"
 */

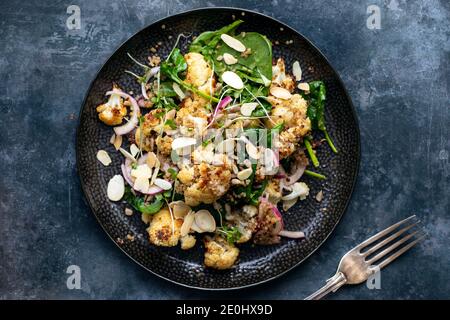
xmin=272 ymin=58 xmax=296 ymax=92
xmin=184 ymin=52 xmax=215 ymax=95
xmin=268 ymin=94 xmax=311 ymax=159
xmin=176 ymin=98 xmax=209 ymax=136
xmin=96 ymin=85 xmax=127 ymax=126
xmin=253 ymin=201 xmax=282 ymax=245
xmin=180 ymin=234 xmax=197 ymax=250
xmin=204 ymin=235 xmax=239 ymax=270
xmin=147 ymin=208 xmax=183 ymax=247
xmin=141 ymin=109 xmax=164 ymax=136
xmin=175 ymin=53 xmax=215 ymax=134
xmin=155 ymin=135 xmax=173 ymax=157
xmin=265 ymin=179 xmax=283 ymax=204
xmin=225 ymin=205 xmax=258 ymax=244
xmin=176 ymin=162 xmax=232 ymax=206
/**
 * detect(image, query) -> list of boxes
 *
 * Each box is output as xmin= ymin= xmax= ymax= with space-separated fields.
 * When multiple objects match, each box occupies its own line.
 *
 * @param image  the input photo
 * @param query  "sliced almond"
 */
xmin=180 ymin=211 xmax=195 ymax=236
xmin=130 ymin=144 xmax=140 ymax=157
xmin=246 ymin=143 xmax=260 ymax=159
xmin=237 ymin=168 xmax=253 ymax=180
xmin=223 ymin=53 xmax=238 ymax=65
xmin=240 ymin=102 xmax=258 ymax=117
xmin=131 ymin=164 xmax=152 ymax=179
xmin=190 ymin=220 xmax=203 ymax=233
xmin=133 ymin=176 xmax=150 ymax=193
xmin=222 ymin=71 xmax=244 ymax=90
xmin=171 ymin=137 xmax=197 ymax=150
xmin=146 ymin=152 xmax=158 ymax=168
xmin=220 ymin=34 xmax=246 ymax=52
xmin=172 ymin=201 xmax=191 ymax=219
xmin=154 ymin=178 xmax=172 ymax=190
xmin=150 ymin=159 xmax=160 ymax=186
xmin=298 ymin=82 xmax=310 ymax=91
xmin=107 ymin=175 xmax=125 ymax=201
xmin=109 ymin=134 xmax=116 ymax=144
xmin=166 ymin=109 xmax=176 ymax=120
xmin=283 ymin=198 xmax=298 ymax=211
xmin=270 ymin=86 xmax=292 ymax=100
xmin=141 ymin=212 xmax=151 ymax=224
xmin=194 ymin=210 xmax=216 ymax=232
xmin=292 ymin=61 xmax=302 ymax=81
xmin=113 ymin=134 xmax=123 ymax=150
xmin=119 ymin=147 xmax=136 ymax=162
xmin=215 ymin=138 xmax=235 ymax=153
xmin=172 ymin=82 xmax=185 ymax=100
xmin=316 ymin=190 xmax=324 ymax=202
xmin=96 ymin=150 xmax=112 ymax=166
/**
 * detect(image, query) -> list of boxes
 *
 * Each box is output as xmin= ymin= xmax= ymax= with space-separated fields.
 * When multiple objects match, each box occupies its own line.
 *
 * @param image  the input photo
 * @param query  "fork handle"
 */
xmin=304 ymin=272 xmax=347 ymax=300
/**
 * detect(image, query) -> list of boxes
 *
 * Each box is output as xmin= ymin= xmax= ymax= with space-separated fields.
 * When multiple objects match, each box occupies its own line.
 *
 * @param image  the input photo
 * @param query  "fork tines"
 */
xmin=357 ymin=215 xmax=426 ymax=269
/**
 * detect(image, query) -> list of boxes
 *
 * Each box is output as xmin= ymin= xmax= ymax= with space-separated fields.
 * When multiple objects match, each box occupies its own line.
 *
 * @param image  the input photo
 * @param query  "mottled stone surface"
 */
xmin=0 ymin=0 xmax=448 ymax=299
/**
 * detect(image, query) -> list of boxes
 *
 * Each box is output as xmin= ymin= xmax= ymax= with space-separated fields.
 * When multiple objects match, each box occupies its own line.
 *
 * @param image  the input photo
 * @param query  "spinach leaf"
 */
xmin=306 ymin=81 xmax=326 ymax=131
xmin=167 ymin=168 xmax=178 ymax=180
xmin=214 ymin=32 xmax=272 ymax=83
xmin=158 ymin=81 xmax=178 ymax=97
xmin=160 ymin=48 xmax=187 ymax=84
xmin=251 ymin=99 xmax=272 ymax=117
xmin=249 ymin=180 xmax=268 ymax=206
xmin=189 ymin=20 xmax=244 ymax=56
xmin=304 ymin=81 xmax=338 ymax=153
xmin=124 ymin=187 xmax=164 ymax=215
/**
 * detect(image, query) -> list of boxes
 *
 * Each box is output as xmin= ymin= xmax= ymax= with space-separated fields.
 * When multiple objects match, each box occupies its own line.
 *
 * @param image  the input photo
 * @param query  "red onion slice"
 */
xmin=260 ymin=197 xmax=285 ymax=233
xmin=280 ymin=163 xmax=306 ymax=186
xmin=137 ymin=153 xmax=148 ymax=165
xmin=123 ymin=157 xmax=163 ymax=195
xmin=141 ymin=66 xmax=160 ymax=99
xmin=145 ymin=185 xmax=164 ymax=195
xmin=106 ymin=89 xmax=140 ymax=136
xmin=137 ymin=97 xmax=145 ymax=107
xmin=121 ymin=163 xmax=134 ymax=187
xmin=207 ymin=96 xmax=232 ymax=127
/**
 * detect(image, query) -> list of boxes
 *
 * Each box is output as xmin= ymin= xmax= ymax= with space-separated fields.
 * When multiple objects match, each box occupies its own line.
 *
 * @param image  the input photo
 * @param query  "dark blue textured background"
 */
xmin=0 ymin=0 xmax=448 ymax=299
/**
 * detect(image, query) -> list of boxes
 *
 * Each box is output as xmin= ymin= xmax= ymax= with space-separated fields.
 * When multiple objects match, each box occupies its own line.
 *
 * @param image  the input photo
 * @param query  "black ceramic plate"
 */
xmin=76 ymin=8 xmax=360 ymax=290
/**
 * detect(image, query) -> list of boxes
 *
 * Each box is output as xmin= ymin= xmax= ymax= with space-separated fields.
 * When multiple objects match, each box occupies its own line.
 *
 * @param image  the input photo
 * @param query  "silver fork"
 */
xmin=305 ymin=215 xmax=425 ymax=300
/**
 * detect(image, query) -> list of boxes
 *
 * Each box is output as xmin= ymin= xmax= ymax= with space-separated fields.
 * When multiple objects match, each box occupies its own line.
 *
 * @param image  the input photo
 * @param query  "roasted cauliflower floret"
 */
xmin=225 ymin=208 xmax=258 ymax=244
xmin=155 ymin=135 xmax=173 ymax=157
xmin=176 ymin=101 xmax=209 ymax=136
xmin=265 ymin=179 xmax=282 ymax=204
xmin=173 ymin=53 xmax=215 ymax=135
xmin=184 ymin=52 xmax=215 ymax=94
xmin=253 ymin=201 xmax=282 ymax=245
xmin=147 ymin=208 xmax=183 ymax=247
xmin=272 ymin=58 xmax=295 ymax=92
xmin=268 ymin=94 xmax=311 ymax=159
xmin=96 ymin=85 xmax=127 ymax=126
xmin=204 ymin=235 xmax=239 ymax=269
xmin=180 ymin=234 xmax=196 ymax=250
xmin=177 ymin=162 xmax=232 ymax=206
xmin=141 ymin=109 xmax=164 ymax=135
xmin=135 ymin=127 xmax=154 ymax=152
